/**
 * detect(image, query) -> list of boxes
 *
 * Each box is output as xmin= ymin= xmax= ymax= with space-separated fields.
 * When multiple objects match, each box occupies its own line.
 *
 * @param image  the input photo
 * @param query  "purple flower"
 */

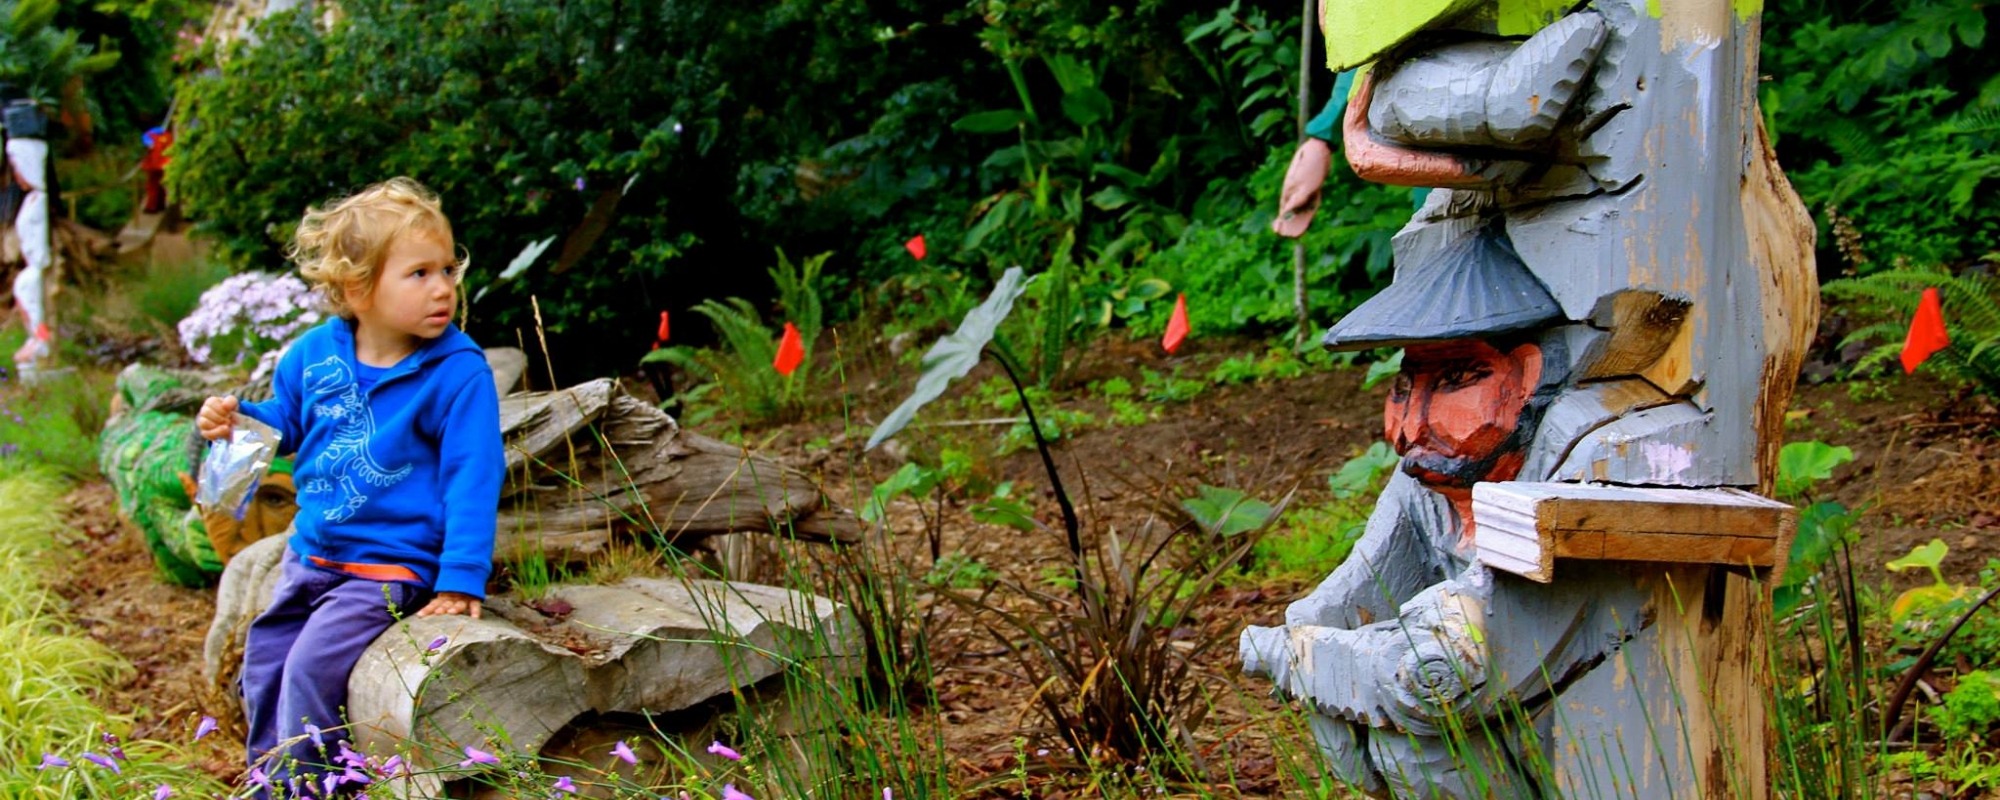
xmin=249 ymin=766 xmax=271 ymax=787
xmin=37 ymin=753 xmax=68 ymax=770
xmin=553 ymin=775 xmax=576 ymax=793
xmin=458 ymin=746 xmax=499 ymax=767
xmin=305 ymin=724 xmax=324 ymax=748
xmin=722 ymin=785 xmax=754 ymax=800
xmin=194 ymin=715 xmax=218 ymax=741
xmin=336 ymin=741 xmax=368 ymax=769
xmin=426 ymin=636 xmax=448 ymax=651
xmin=706 ymin=741 xmax=741 ymax=761
xmin=154 ymin=784 xmax=174 ymax=800
xmin=884 ymin=789 xmax=894 ymax=800
xmin=610 ymin=740 xmax=637 ymax=765
xmin=380 ymin=755 xmax=405 ymax=776
xmin=81 ymin=752 xmax=121 ymax=774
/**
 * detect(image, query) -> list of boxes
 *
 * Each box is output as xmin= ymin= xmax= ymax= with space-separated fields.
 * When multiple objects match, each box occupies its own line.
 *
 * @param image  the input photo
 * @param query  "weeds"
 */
xmin=0 ymin=470 xmax=226 ymax=798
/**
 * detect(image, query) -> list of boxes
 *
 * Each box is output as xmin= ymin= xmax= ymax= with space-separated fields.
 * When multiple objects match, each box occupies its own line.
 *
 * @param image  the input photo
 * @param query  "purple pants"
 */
xmin=241 ymin=548 xmax=427 ymax=797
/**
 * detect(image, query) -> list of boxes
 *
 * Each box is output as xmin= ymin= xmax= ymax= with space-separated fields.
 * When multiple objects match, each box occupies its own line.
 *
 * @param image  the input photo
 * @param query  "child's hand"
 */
xmin=197 ymin=396 xmax=240 ymax=441
xmin=416 ymin=591 xmax=483 ymax=619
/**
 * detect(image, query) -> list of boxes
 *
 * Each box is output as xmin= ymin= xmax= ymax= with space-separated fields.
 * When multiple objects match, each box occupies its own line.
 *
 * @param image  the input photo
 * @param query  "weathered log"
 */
xmin=494 ymin=382 xmax=861 ymax=560
xmin=205 ymin=535 xmax=860 ymax=797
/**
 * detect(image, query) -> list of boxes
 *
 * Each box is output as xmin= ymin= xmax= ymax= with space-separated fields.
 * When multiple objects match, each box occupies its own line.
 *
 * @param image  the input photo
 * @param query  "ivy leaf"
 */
xmin=866 ymin=267 xmax=1030 ymax=450
xmin=1775 ymin=441 xmax=1855 ymax=500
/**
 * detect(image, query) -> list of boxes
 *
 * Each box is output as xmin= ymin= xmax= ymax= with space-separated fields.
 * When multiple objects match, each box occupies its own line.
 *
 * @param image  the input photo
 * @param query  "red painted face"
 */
xmin=1383 ymin=340 xmax=1544 ymax=492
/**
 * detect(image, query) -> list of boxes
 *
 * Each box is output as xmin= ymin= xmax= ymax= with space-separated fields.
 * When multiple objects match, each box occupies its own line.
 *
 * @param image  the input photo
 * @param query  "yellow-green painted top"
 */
xmin=1322 ymin=0 xmax=1585 ymax=70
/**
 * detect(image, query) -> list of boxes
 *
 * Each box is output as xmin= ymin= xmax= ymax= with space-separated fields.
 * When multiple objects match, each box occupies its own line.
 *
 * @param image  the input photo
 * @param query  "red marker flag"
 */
xmin=1162 ymin=294 xmax=1190 ymax=354
xmin=904 ymin=234 xmax=927 ymax=261
xmin=774 ymin=322 xmax=805 ymax=376
xmin=1901 ymin=286 xmax=1949 ymax=374
xmin=656 ymin=311 xmax=671 ymax=343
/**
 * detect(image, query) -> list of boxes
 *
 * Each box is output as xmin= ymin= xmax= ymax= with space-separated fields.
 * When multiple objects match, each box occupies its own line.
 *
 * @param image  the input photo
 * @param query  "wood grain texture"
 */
xmin=1472 ymin=482 xmax=1796 ymax=583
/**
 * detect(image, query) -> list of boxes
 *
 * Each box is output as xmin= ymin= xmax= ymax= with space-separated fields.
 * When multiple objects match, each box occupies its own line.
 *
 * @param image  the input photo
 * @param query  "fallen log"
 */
xmin=205 ymin=536 xmax=860 ymax=797
xmin=492 ymin=379 xmax=861 ymax=561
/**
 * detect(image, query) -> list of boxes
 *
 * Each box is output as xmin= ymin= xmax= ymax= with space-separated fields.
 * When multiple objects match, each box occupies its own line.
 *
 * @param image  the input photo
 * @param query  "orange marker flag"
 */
xmin=904 ymin=234 xmax=927 ymax=261
xmin=1162 ymin=294 xmax=1190 ymax=354
xmin=774 ymin=322 xmax=805 ymax=376
xmin=1901 ymin=286 xmax=1949 ymax=374
xmin=656 ymin=311 xmax=671 ymax=343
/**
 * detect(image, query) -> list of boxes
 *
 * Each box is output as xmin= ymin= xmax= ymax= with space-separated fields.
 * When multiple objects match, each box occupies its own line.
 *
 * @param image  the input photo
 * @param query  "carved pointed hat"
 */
xmin=1321 ymin=220 xmax=1563 ymax=351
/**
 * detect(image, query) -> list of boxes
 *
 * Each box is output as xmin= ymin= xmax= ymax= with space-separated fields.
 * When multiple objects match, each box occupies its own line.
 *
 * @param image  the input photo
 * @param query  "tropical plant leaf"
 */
xmin=866 ymin=267 xmax=1030 ymax=450
xmin=1776 ymin=440 xmax=1856 ymax=500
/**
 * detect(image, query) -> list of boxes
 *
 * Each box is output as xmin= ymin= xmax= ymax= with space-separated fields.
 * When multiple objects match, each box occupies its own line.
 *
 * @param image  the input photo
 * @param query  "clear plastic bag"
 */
xmin=197 ymin=414 xmax=282 ymax=521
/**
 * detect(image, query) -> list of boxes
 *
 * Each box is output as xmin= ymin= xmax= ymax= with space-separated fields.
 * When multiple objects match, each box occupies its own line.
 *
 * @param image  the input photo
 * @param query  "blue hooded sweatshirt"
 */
xmin=241 ymin=318 xmax=503 ymax=598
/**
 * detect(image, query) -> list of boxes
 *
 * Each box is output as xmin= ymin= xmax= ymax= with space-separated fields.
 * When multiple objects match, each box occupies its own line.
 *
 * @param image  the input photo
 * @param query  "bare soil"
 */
xmin=53 ymin=331 xmax=2000 ymax=797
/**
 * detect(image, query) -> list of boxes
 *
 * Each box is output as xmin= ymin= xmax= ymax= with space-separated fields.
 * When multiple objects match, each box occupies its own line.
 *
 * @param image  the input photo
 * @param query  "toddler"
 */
xmin=197 ymin=177 xmax=502 ymax=795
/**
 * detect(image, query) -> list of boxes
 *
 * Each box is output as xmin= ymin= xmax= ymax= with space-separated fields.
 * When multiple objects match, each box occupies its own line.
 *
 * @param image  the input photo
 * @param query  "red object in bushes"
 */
xmin=1162 ymin=294 xmax=1190 ymax=355
xmin=1901 ymin=287 xmax=1949 ymax=374
xmin=774 ymin=322 xmax=805 ymax=376
xmin=904 ymin=234 xmax=927 ymax=261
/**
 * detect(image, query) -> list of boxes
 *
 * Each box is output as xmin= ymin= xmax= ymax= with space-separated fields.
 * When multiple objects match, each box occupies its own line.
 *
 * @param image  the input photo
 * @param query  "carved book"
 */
xmin=1472 ymin=482 xmax=1796 ymax=583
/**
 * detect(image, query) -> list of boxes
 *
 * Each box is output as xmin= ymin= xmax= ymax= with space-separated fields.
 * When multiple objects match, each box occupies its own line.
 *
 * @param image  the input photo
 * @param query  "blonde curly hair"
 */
xmin=289 ymin=177 xmax=464 ymax=319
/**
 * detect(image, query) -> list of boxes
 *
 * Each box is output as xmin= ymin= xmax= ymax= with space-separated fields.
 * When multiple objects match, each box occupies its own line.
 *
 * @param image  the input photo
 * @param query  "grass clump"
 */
xmin=0 ymin=470 xmax=226 ymax=798
xmin=0 ymin=335 xmax=114 ymax=479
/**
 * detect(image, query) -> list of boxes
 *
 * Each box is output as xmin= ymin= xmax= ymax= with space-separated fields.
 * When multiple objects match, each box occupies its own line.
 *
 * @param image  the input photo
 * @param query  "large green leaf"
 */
xmin=1775 ymin=440 xmax=1855 ymax=500
xmin=1060 ymin=87 xmax=1113 ymax=128
xmin=1180 ymin=484 xmax=1275 ymax=538
xmin=1772 ymin=500 xmax=1856 ymax=618
xmin=866 ymin=267 xmax=1030 ymax=450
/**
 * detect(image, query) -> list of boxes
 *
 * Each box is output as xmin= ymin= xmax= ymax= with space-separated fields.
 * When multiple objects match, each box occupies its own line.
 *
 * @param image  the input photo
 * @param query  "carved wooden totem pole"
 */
xmin=1240 ymin=1 xmax=1817 ymax=798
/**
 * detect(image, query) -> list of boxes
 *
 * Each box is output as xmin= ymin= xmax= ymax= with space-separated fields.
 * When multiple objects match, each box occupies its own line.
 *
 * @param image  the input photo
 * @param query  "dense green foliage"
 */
xmin=171 ymin=0 xmax=1402 ymax=377
xmin=1764 ymin=0 xmax=2000 ymax=274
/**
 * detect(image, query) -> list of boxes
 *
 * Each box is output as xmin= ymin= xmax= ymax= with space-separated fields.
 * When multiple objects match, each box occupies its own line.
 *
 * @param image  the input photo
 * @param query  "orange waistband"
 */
xmin=308 ymin=555 xmax=421 ymax=584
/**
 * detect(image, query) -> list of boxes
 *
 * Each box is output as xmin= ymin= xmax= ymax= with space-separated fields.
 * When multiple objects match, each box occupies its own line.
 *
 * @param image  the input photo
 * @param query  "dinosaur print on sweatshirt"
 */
xmin=300 ymin=356 xmax=413 ymax=522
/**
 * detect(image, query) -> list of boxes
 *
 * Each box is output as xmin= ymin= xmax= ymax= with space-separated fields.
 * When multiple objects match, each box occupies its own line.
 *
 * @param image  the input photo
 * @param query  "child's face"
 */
xmin=347 ymin=231 xmax=459 ymax=343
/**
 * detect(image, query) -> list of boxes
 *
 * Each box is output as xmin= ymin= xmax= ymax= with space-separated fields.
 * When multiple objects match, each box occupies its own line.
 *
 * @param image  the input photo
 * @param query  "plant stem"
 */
xmin=987 ymin=347 xmax=1082 ymax=581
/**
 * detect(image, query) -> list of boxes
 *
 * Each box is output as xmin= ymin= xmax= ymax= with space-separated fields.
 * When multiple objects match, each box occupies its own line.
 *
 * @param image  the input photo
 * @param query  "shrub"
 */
xmin=175 ymin=271 xmax=322 ymax=369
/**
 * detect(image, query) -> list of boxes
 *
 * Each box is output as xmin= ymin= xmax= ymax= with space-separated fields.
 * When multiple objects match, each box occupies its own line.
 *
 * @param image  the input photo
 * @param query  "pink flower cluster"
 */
xmin=177 ymin=272 xmax=323 ymax=367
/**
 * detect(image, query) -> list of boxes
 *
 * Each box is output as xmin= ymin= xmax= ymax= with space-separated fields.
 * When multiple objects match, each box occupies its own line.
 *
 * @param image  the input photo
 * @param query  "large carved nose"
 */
xmin=1386 ymin=393 xmax=1428 ymax=454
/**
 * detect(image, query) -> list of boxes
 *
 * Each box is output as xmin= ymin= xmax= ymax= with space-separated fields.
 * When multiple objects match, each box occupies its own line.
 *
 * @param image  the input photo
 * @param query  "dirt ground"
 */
xmin=53 ymin=331 xmax=2000 ymax=796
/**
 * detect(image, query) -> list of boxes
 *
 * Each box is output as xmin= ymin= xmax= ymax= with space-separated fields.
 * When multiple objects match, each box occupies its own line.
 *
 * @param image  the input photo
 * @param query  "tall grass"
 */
xmin=0 ymin=470 xmax=227 ymax=798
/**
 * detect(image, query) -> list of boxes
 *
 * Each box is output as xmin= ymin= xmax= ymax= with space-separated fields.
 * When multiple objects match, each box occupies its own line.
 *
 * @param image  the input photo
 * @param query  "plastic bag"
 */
xmin=197 ymin=414 xmax=282 ymax=521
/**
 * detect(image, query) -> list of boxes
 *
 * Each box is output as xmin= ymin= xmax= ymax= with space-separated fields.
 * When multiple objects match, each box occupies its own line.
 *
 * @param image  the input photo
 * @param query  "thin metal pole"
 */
xmin=1292 ymin=0 xmax=1314 ymax=346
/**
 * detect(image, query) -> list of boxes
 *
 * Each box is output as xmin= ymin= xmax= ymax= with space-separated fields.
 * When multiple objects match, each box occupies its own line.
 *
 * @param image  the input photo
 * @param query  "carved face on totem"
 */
xmin=1384 ymin=339 xmax=1544 ymax=495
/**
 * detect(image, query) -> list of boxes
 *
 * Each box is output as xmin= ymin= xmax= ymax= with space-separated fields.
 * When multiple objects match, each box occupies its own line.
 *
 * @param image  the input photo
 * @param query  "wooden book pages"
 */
xmin=1471 ymin=481 xmax=1796 ymax=583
